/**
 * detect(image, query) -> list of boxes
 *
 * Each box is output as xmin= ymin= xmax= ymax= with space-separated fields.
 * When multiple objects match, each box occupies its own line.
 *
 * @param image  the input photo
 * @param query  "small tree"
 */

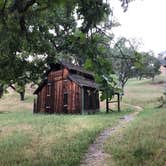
xmin=84 ymin=56 xmax=120 ymax=113
xmin=99 ymin=75 xmax=120 ymax=113
xmin=138 ymin=52 xmax=161 ymax=81
xmin=111 ymin=38 xmax=142 ymax=94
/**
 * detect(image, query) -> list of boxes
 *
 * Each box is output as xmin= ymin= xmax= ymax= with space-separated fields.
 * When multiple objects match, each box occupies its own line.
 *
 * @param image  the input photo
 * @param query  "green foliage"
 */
xmin=84 ymin=53 xmax=121 ymax=102
xmin=0 ymin=1 xmax=111 ymax=98
xmin=0 ymin=0 xmax=135 ymax=101
xmin=111 ymin=37 xmax=142 ymax=92
xmin=137 ymin=51 xmax=161 ymax=80
xmin=0 ymin=0 xmax=134 ymax=99
xmin=77 ymin=0 xmax=111 ymax=32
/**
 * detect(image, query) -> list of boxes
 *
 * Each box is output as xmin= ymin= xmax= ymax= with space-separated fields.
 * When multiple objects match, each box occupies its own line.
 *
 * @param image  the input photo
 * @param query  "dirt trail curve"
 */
xmin=80 ymin=105 xmax=143 ymax=166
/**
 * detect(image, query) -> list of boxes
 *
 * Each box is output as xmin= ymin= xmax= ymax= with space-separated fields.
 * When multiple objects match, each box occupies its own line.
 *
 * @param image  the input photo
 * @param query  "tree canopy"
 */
xmin=110 ymin=37 xmax=142 ymax=93
xmin=0 ymin=0 xmax=111 ymax=98
xmin=136 ymin=51 xmax=161 ymax=80
xmin=0 ymin=0 xmax=139 ymax=101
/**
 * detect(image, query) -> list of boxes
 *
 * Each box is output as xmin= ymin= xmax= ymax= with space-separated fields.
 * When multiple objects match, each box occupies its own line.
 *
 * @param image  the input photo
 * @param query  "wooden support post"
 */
xmin=81 ymin=88 xmax=84 ymax=115
xmin=33 ymin=98 xmax=37 ymax=113
xmin=118 ymin=93 xmax=120 ymax=112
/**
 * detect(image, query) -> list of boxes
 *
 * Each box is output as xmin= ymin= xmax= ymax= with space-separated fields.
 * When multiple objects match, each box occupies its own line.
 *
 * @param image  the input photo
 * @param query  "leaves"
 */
xmin=110 ymin=37 xmax=141 ymax=92
xmin=0 ymin=1 xmax=112 ymax=98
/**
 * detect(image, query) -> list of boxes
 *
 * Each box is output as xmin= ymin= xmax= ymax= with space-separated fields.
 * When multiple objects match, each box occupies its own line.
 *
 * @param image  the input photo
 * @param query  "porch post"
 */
xmin=118 ymin=93 xmax=121 ymax=112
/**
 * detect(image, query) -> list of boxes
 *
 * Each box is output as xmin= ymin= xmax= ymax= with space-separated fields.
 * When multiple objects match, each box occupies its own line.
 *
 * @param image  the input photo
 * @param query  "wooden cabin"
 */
xmin=33 ymin=61 xmax=99 ymax=114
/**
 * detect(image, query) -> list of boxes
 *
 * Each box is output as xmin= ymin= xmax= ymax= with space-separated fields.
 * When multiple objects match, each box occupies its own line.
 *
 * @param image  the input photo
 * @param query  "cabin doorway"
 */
xmin=84 ymin=88 xmax=93 ymax=109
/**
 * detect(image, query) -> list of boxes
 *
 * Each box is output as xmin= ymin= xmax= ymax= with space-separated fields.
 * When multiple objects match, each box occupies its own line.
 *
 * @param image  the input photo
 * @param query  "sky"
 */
xmin=109 ymin=0 xmax=166 ymax=56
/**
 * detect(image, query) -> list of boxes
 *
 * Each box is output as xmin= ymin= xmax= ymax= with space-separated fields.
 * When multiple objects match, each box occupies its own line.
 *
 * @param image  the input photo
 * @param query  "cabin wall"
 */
xmin=36 ymin=69 xmax=64 ymax=113
xmin=53 ymin=80 xmax=63 ymax=113
xmin=52 ymin=79 xmax=82 ymax=113
xmin=36 ymin=68 xmax=99 ymax=114
xmin=67 ymin=81 xmax=81 ymax=113
xmin=46 ymin=68 xmax=68 ymax=113
xmin=36 ymin=69 xmax=82 ymax=113
xmin=48 ymin=68 xmax=68 ymax=80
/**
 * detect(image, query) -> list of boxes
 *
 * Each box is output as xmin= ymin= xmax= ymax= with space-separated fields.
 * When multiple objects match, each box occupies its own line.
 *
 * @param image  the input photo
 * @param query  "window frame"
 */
xmin=47 ymin=82 xmax=51 ymax=96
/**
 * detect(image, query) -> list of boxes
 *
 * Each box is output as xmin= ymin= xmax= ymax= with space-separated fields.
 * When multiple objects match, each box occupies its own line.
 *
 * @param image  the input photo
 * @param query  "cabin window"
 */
xmin=87 ymin=89 xmax=91 ymax=96
xmin=64 ymin=93 xmax=68 ymax=106
xmin=47 ymin=83 xmax=51 ymax=96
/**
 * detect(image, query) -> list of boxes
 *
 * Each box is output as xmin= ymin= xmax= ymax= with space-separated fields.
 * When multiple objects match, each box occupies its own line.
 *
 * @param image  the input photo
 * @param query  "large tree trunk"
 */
xmin=0 ymin=85 xmax=3 ymax=98
xmin=19 ymin=91 xmax=25 ymax=101
xmin=139 ymin=75 xmax=142 ymax=80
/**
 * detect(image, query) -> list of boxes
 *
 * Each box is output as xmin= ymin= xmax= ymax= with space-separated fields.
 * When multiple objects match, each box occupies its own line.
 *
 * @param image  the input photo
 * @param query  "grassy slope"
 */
xmin=0 ymin=89 xmax=132 ymax=166
xmin=104 ymin=75 xmax=166 ymax=166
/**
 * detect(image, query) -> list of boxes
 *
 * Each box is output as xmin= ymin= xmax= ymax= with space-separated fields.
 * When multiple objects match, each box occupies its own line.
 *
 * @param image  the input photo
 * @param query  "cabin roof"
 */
xmin=45 ymin=61 xmax=94 ymax=79
xmin=68 ymin=74 xmax=98 ymax=89
xmin=34 ymin=73 xmax=98 ymax=94
xmin=60 ymin=61 xmax=94 ymax=76
xmin=34 ymin=62 xmax=97 ymax=94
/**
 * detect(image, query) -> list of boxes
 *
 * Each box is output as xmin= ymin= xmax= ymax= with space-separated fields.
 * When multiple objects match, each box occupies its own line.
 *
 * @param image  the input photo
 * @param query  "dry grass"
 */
xmin=123 ymin=76 xmax=164 ymax=107
xmin=0 ymin=91 xmax=33 ymax=113
xmin=0 ymin=88 xmax=132 ymax=166
xmin=104 ymin=75 xmax=166 ymax=166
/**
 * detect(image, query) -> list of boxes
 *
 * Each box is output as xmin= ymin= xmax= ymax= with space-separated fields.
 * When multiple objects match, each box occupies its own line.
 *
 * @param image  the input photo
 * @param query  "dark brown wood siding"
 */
xmin=35 ymin=67 xmax=99 ymax=114
xmin=67 ymin=81 xmax=81 ymax=113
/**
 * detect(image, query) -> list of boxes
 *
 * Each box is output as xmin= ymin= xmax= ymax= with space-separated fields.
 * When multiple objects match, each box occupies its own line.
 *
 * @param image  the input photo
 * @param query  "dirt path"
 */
xmin=80 ymin=105 xmax=143 ymax=166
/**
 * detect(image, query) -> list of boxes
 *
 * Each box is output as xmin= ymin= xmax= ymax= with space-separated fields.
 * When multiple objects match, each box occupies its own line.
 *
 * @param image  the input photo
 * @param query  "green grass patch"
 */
xmin=0 ymin=132 xmax=31 ymax=165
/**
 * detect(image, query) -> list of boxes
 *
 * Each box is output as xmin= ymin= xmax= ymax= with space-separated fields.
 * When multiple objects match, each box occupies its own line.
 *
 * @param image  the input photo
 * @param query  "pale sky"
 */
xmin=109 ymin=0 xmax=166 ymax=55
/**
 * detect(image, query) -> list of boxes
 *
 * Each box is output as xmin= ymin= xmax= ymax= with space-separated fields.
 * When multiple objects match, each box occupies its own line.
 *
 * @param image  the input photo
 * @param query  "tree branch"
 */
xmin=9 ymin=84 xmax=16 ymax=91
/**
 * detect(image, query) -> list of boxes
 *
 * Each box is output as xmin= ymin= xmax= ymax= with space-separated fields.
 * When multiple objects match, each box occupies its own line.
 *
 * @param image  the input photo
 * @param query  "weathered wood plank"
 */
xmin=35 ymin=65 xmax=99 ymax=114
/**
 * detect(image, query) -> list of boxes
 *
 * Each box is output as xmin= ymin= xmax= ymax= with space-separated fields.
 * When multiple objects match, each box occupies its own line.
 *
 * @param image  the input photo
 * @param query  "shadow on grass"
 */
xmin=0 ymin=111 xmax=10 ymax=114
